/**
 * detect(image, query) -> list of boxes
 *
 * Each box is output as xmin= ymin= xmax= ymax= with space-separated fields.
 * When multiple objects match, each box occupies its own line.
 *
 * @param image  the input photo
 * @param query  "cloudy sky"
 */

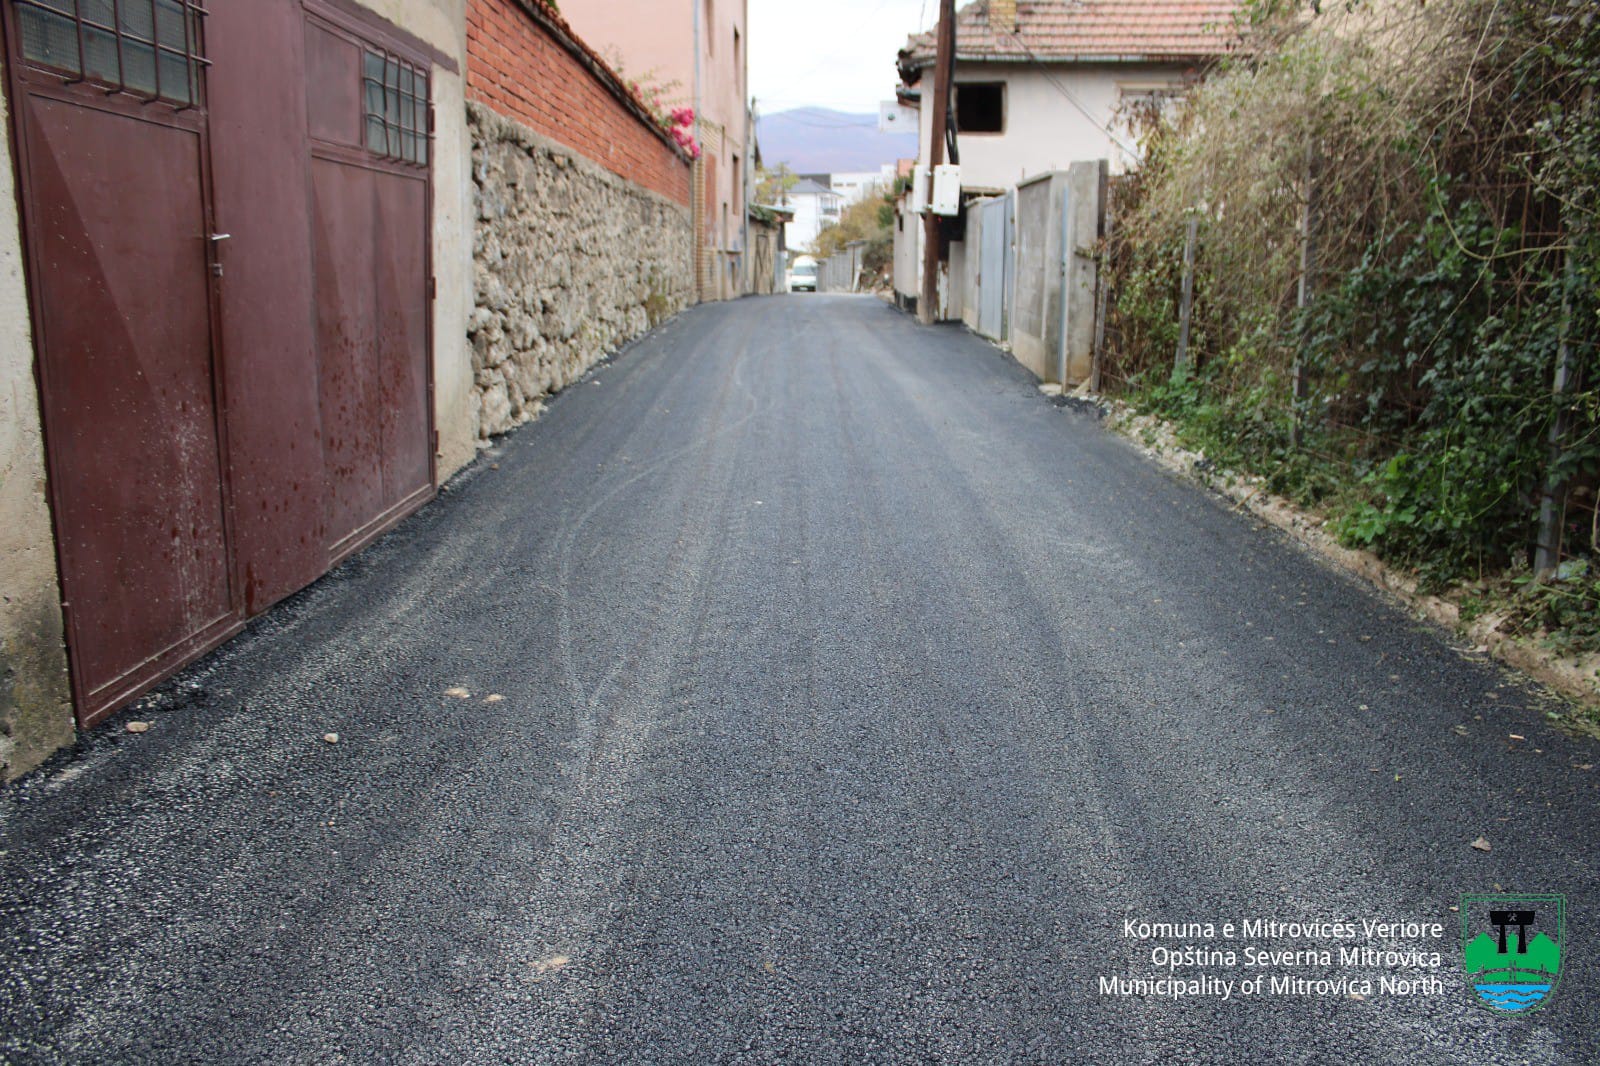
xmin=749 ymin=0 xmax=937 ymax=116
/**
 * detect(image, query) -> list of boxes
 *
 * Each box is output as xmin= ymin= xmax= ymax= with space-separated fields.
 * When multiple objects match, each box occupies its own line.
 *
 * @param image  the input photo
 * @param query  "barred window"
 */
xmin=363 ymin=49 xmax=428 ymax=166
xmin=14 ymin=0 xmax=206 ymax=106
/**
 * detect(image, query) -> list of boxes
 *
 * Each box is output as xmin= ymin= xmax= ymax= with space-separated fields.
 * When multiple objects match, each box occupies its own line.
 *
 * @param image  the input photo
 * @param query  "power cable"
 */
xmin=1008 ymin=36 xmax=1144 ymax=161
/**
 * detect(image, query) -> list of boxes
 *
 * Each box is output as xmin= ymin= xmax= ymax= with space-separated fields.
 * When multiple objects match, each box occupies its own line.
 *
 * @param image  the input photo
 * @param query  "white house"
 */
xmin=826 ymin=166 xmax=897 ymax=208
xmin=781 ymin=177 xmax=845 ymax=253
xmin=897 ymin=0 xmax=1239 ymax=190
xmin=892 ymin=0 xmax=1239 ymax=322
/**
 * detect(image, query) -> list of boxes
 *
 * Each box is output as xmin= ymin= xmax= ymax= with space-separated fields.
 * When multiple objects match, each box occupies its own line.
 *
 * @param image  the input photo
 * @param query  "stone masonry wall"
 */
xmin=468 ymin=102 xmax=692 ymax=439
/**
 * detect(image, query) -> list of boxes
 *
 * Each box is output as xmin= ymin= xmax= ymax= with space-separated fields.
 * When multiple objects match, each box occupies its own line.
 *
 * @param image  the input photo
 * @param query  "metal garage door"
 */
xmin=3 ymin=0 xmax=436 ymax=727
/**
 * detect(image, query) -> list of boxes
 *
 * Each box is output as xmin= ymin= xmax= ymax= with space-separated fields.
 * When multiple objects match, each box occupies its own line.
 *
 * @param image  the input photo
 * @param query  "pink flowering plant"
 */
xmin=619 ymin=67 xmax=701 ymax=160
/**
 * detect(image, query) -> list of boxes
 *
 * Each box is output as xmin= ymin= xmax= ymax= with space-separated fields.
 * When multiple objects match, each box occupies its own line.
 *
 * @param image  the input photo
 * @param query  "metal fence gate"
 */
xmin=977 ymin=193 xmax=1012 ymax=341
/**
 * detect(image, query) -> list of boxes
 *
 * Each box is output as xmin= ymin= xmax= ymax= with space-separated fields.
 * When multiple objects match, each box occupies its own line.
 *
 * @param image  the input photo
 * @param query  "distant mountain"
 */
xmin=756 ymin=107 xmax=917 ymax=175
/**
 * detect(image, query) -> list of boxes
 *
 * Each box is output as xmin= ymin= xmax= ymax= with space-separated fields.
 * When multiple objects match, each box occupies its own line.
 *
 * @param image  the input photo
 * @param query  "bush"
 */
xmin=1105 ymin=0 xmax=1600 ymax=590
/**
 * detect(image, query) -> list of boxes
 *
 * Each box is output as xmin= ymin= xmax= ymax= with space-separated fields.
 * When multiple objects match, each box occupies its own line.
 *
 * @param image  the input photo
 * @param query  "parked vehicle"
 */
xmin=787 ymin=256 xmax=818 ymax=293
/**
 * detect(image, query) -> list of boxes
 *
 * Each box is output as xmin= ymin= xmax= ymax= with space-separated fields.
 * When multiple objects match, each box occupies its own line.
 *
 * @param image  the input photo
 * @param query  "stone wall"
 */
xmin=468 ymin=102 xmax=692 ymax=439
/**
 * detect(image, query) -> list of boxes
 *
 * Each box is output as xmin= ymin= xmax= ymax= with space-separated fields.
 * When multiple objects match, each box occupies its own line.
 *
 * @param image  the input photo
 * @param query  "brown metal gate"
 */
xmin=303 ymin=12 xmax=434 ymax=560
xmin=2 ymin=0 xmax=438 ymax=728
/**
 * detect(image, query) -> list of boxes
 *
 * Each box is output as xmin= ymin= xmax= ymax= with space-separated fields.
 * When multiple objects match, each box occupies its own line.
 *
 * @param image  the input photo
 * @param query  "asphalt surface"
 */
xmin=2 ymin=295 xmax=1598 ymax=1064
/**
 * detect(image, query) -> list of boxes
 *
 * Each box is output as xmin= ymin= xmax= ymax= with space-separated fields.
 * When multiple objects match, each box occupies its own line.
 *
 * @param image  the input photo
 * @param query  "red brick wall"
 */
xmin=466 ymin=0 xmax=691 ymax=205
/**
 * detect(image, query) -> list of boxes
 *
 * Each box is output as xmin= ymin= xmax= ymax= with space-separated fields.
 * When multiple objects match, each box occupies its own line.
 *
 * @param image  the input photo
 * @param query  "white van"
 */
xmin=787 ymin=256 xmax=818 ymax=293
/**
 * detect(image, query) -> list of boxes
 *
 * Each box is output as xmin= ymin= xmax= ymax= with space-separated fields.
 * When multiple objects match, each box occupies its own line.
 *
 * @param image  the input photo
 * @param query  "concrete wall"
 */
xmin=960 ymin=203 xmax=982 ymax=331
xmin=0 ymin=55 xmax=74 ymax=780
xmin=357 ymin=0 xmax=476 ymax=481
xmin=945 ymin=239 xmax=966 ymax=322
xmin=958 ymin=164 xmax=1103 ymax=385
xmin=1008 ymin=169 xmax=1107 ymax=382
xmin=468 ymin=103 xmax=693 ymax=438
xmin=1011 ymin=174 xmax=1056 ymax=376
xmin=892 ymin=195 xmax=923 ymax=312
xmin=1059 ymin=161 xmax=1104 ymax=385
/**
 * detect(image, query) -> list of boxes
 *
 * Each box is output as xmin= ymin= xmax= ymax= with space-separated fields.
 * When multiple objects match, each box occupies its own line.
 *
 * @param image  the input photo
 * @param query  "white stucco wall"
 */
xmin=354 ymin=0 xmax=475 ymax=479
xmin=918 ymin=61 xmax=1191 ymax=191
xmin=784 ymin=188 xmax=840 ymax=254
xmin=892 ymin=196 xmax=922 ymax=304
xmin=430 ymin=64 xmax=476 ymax=478
xmin=0 ymin=55 xmax=75 ymax=779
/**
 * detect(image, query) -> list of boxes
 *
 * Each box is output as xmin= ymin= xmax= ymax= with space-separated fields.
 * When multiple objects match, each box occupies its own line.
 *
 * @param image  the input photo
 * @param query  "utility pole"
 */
xmin=918 ymin=0 xmax=955 ymax=325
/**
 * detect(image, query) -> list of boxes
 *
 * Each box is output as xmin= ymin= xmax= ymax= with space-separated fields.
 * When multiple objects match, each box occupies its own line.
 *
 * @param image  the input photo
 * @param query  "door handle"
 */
xmin=210 ymin=233 xmax=231 ymax=241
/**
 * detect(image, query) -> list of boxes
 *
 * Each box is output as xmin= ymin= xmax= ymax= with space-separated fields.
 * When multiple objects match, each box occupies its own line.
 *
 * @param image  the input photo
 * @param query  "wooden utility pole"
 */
xmin=918 ymin=0 xmax=955 ymax=325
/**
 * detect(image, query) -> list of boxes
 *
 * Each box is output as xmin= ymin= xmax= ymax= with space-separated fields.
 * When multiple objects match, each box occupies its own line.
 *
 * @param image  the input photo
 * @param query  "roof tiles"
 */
xmin=899 ymin=0 xmax=1243 ymax=75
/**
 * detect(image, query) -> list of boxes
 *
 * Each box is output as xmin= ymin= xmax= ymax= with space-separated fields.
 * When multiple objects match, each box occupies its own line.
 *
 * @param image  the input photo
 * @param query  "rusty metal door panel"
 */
xmin=304 ymin=6 xmax=436 ymax=562
xmin=304 ymin=17 xmax=363 ymax=149
xmin=311 ymin=156 xmax=388 ymax=552
xmin=204 ymin=0 xmax=329 ymax=613
xmin=373 ymin=172 xmax=431 ymax=510
xmin=18 ymin=94 xmax=234 ymax=720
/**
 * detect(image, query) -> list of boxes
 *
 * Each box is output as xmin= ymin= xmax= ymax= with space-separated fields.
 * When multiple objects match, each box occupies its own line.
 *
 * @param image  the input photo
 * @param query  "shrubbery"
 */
xmin=1107 ymin=0 xmax=1599 ymax=611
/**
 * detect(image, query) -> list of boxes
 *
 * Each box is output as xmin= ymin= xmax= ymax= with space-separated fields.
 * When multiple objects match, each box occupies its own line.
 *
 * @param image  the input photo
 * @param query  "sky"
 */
xmin=749 ymin=0 xmax=937 ymax=117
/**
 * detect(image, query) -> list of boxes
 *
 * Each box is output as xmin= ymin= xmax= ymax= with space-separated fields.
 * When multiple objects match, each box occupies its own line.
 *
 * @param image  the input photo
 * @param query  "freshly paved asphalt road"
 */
xmin=3 ymin=296 xmax=1598 ymax=1064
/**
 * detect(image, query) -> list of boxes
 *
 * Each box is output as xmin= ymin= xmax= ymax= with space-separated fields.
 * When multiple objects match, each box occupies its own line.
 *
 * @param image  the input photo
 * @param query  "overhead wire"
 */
xmin=999 ymin=32 xmax=1145 ymax=162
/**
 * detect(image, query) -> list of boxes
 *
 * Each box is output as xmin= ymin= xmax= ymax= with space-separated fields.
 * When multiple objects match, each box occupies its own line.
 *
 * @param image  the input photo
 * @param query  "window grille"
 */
xmin=14 ymin=0 xmax=207 ymax=106
xmin=363 ymin=49 xmax=429 ymax=166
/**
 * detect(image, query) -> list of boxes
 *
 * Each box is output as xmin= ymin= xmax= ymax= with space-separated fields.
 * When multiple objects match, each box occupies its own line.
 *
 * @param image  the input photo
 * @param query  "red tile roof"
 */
xmin=899 ymin=0 xmax=1243 ymax=79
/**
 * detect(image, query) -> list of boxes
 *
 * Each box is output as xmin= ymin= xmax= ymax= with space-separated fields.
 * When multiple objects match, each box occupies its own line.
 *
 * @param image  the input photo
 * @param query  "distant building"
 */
xmin=822 ymin=167 xmax=896 ymax=208
xmin=780 ymin=178 xmax=844 ymax=253
xmin=777 ymin=168 xmax=898 ymax=252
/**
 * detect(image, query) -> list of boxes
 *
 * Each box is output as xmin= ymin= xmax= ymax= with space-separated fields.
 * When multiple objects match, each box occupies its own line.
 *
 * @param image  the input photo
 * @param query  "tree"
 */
xmin=755 ymin=163 xmax=799 ymax=206
xmin=812 ymin=192 xmax=896 ymax=284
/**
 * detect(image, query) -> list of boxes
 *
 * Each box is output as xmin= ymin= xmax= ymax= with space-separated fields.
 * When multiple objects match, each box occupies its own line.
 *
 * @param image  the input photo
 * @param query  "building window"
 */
xmin=363 ymin=49 xmax=429 ymax=166
xmin=955 ymin=82 xmax=1004 ymax=134
xmin=14 ymin=0 xmax=206 ymax=105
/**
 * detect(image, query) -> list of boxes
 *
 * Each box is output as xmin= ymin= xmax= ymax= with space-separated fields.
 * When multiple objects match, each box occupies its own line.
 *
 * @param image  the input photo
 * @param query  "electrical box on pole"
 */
xmin=911 ymin=166 xmax=930 ymax=215
xmin=931 ymin=165 xmax=961 ymax=216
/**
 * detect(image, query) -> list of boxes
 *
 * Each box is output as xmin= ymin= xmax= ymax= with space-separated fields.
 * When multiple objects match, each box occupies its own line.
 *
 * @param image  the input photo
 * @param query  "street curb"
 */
xmin=1083 ymin=391 xmax=1600 ymax=721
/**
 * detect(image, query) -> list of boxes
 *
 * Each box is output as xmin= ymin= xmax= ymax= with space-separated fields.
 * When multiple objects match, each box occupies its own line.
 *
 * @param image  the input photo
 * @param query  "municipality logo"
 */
xmin=1461 ymin=893 xmax=1564 ymax=1012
